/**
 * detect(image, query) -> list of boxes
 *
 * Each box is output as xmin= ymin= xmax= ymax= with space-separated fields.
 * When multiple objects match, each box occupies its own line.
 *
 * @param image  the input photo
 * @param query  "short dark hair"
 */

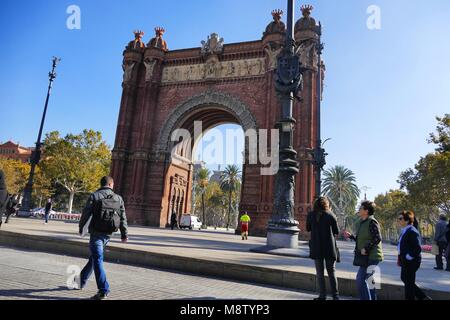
xmin=101 ymin=176 xmax=114 ymax=187
xmin=361 ymin=201 xmax=376 ymax=216
xmin=399 ymin=210 xmax=415 ymax=225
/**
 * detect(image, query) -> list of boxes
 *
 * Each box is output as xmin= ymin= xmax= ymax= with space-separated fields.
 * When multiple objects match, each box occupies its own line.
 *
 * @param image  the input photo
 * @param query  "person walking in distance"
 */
xmin=434 ymin=214 xmax=449 ymax=271
xmin=446 ymin=222 xmax=450 ymax=271
xmin=397 ymin=211 xmax=431 ymax=300
xmin=307 ymin=197 xmax=340 ymax=301
xmin=0 ymin=170 xmax=8 ymax=228
xmin=44 ymin=198 xmax=52 ymax=224
xmin=240 ymin=212 xmax=251 ymax=240
xmin=170 ymin=211 xmax=178 ymax=230
xmin=344 ymin=201 xmax=384 ymax=300
xmin=77 ymin=176 xmax=128 ymax=300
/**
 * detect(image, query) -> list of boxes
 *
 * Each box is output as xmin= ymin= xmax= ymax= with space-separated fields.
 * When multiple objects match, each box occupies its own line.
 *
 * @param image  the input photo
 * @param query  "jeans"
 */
xmin=44 ymin=211 xmax=50 ymax=223
xmin=356 ymin=261 xmax=379 ymax=300
xmin=401 ymin=260 xmax=427 ymax=300
xmin=314 ymin=259 xmax=339 ymax=298
xmin=80 ymin=234 xmax=110 ymax=294
xmin=436 ymin=241 xmax=449 ymax=269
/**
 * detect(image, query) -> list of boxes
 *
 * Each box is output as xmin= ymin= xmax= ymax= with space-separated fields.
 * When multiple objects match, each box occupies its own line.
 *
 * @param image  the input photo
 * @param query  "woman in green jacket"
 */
xmin=345 ymin=201 xmax=384 ymax=300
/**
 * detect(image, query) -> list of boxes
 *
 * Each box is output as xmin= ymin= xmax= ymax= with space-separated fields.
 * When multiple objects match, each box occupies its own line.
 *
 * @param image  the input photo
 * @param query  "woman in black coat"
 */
xmin=397 ymin=211 xmax=431 ymax=300
xmin=306 ymin=197 xmax=340 ymax=301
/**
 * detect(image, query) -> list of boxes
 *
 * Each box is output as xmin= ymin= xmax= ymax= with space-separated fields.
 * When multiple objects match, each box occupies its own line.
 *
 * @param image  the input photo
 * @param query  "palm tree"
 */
xmin=220 ymin=165 xmax=242 ymax=230
xmin=322 ymin=165 xmax=360 ymax=229
xmin=195 ymin=168 xmax=210 ymax=229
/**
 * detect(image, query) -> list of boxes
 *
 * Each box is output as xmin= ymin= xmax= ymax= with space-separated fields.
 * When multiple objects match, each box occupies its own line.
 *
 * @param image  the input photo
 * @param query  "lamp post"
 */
xmin=19 ymin=57 xmax=61 ymax=216
xmin=265 ymin=0 xmax=303 ymax=249
xmin=311 ymin=23 xmax=327 ymax=199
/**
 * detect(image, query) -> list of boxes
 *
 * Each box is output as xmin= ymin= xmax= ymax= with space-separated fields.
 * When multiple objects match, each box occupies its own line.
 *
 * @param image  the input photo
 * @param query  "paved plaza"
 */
xmin=0 ymin=246 xmax=322 ymax=300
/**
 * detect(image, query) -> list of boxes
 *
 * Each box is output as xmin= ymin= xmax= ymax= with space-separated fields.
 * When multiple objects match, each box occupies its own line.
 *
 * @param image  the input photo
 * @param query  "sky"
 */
xmin=0 ymin=0 xmax=449 ymax=201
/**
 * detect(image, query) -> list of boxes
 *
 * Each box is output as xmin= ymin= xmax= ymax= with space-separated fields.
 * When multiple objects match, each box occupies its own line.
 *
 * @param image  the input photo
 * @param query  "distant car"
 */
xmin=31 ymin=208 xmax=56 ymax=219
xmin=179 ymin=215 xmax=202 ymax=230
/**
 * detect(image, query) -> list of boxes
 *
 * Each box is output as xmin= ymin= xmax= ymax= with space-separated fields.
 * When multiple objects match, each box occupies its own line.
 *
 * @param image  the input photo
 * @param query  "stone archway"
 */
xmin=155 ymin=90 xmax=258 ymax=156
xmin=154 ymin=90 xmax=257 ymax=229
xmin=111 ymin=8 xmax=322 ymax=236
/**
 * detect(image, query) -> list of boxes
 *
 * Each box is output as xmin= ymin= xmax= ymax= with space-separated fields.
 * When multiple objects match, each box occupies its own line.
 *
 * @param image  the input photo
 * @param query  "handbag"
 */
xmin=353 ymin=250 xmax=369 ymax=267
xmin=431 ymin=242 xmax=440 ymax=256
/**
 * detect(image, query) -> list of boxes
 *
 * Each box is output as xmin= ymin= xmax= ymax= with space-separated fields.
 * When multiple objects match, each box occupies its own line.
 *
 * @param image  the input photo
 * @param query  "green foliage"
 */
xmin=429 ymin=114 xmax=450 ymax=153
xmin=322 ymin=165 xmax=360 ymax=227
xmin=399 ymin=114 xmax=450 ymax=215
xmin=40 ymin=130 xmax=111 ymax=213
xmin=194 ymin=168 xmax=210 ymax=228
xmin=0 ymin=158 xmax=51 ymax=204
xmin=220 ymin=165 xmax=242 ymax=230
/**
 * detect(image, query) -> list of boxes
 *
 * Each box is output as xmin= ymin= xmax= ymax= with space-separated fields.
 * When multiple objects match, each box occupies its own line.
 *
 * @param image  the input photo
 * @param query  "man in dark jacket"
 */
xmin=446 ymin=224 xmax=450 ymax=270
xmin=170 ymin=211 xmax=178 ymax=230
xmin=0 ymin=170 xmax=8 ymax=228
xmin=307 ymin=197 xmax=340 ymax=301
xmin=77 ymin=176 xmax=128 ymax=300
xmin=434 ymin=214 xmax=449 ymax=270
xmin=44 ymin=198 xmax=52 ymax=224
xmin=4 ymin=194 xmax=20 ymax=224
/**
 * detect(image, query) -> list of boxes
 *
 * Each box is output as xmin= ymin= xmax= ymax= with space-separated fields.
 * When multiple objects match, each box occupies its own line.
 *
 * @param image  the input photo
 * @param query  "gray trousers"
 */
xmin=315 ymin=259 xmax=339 ymax=298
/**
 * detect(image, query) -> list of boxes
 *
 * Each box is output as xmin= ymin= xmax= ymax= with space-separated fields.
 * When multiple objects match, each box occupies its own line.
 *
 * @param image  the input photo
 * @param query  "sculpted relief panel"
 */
xmin=161 ymin=57 xmax=266 ymax=84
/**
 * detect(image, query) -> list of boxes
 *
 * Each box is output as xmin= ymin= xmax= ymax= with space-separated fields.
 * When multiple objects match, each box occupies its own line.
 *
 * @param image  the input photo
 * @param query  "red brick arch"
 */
xmin=111 ymin=14 xmax=322 ymax=236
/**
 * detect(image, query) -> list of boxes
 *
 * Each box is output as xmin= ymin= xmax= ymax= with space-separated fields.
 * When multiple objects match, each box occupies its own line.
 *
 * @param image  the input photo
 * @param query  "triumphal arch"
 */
xmin=111 ymin=6 xmax=324 ymax=236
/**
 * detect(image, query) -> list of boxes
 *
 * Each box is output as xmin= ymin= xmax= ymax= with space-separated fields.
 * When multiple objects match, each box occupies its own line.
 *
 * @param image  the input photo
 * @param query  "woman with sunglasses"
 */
xmin=397 ymin=211 xmax=431 ymax=300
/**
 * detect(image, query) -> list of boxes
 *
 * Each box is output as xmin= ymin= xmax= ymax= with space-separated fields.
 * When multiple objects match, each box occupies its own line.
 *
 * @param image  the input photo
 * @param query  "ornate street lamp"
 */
xmin=311 ymin=24 xmax=327 ymax=199
xmin=18 ymin=57 xmax=61 ymax=217
xmin=265 ymin=0 xmax=303 ymax=249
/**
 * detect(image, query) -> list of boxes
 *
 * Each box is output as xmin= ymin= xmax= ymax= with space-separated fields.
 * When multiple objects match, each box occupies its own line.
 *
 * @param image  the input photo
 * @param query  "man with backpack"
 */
xmin=4 ymin=194 xmax=20 ymax=224
xmin=78 ymin=176 xmax=128 ymax=300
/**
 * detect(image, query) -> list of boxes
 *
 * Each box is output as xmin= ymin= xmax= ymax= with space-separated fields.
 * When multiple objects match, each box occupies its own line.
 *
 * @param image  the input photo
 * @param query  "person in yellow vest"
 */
xmin=240 ymin=212 xmax=251 ymax=240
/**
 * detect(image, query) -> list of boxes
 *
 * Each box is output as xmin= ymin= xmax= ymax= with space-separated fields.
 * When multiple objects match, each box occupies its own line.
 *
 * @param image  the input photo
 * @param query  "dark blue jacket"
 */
xmin=399 ymin=227 xmax=422 ymax=266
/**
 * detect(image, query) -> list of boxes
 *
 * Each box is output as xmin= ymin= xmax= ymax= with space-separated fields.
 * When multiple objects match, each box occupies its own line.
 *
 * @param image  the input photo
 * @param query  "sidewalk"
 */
xmin=1 ymin=218 xmax=449 ymax=300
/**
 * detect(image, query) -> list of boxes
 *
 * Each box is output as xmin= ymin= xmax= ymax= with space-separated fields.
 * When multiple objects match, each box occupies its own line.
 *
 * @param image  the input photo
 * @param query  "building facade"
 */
xmin=0 ymin=141 xmax=33 ymax=163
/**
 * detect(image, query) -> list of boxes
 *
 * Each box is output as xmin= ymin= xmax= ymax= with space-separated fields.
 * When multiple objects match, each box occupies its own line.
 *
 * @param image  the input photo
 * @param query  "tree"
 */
xmin=205 ymin=182 xmax=227 ymax=228
xmin=195 ymin=168 xmax=210 ymax=229
xmin=375 ymin=189 xmax=440 ymax=241
xmin=322 ymin=165 xmax=360 ymax=228
xmin=39 ymin=130 xmax=111 ymax=213
xmin=429 ymin=114 xmax=450 ymax=153
xmin=0 ymin=158 xmax=51 ymax=205
xmin=220 ymin=165 xmax=242 ymax=231
xmin=399 ymin=114 xmax=450 ymax=215
xmin=0 ymin=158 xmax=30 ymax=194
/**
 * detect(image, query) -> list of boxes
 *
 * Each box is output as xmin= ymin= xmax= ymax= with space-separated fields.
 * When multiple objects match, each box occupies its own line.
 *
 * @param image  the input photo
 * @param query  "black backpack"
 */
xmin=6 ymin=196 xmax=19 ymax=214
xmin=91 ymin=194 xmax=122 ymax=234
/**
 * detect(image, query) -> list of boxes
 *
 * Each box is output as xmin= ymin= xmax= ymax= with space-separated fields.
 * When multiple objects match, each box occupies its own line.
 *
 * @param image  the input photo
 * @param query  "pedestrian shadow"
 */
xmin=0 ymin=286 xmax=82 ymax=300
xmin=170 ymin=297 xmax=252 ymax=301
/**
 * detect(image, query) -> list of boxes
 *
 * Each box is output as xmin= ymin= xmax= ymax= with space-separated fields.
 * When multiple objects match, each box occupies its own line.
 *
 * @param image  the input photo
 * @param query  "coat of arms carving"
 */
xmin=201 ymin=33 xmax=224 ymax=56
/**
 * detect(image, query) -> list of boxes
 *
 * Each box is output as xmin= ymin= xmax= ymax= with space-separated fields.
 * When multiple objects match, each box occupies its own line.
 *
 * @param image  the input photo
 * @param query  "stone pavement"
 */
xmin=0 ymin=218 xmax=449 ymax=299
xmin=0 ymin=246 xmax=322 ymax=300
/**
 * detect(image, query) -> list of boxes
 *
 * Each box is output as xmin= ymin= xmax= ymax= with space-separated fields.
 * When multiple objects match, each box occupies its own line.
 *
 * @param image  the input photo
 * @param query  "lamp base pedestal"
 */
xmin=250 ymin=225 xmax=310 ymax=258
